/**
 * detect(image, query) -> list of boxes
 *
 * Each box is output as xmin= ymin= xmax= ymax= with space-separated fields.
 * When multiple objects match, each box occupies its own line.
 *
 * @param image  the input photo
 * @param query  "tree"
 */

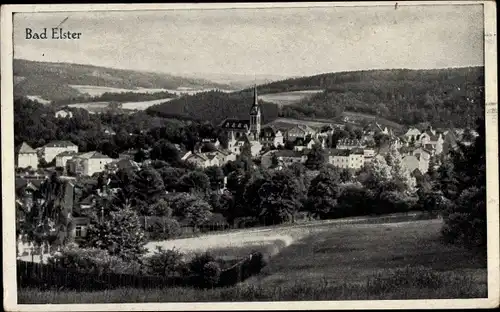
xmin=204 ymin=166 xmax=225 ymax=190
xmin=83 ymin=205 xmax=147 ymax=261
xmin=257 ymin=170 xmax=302 ymax=225
xmin=23 ymin=175 xmax=73 ymax=255
xmin=158 ymin=167 xmax=186 ymax=192
xmin=169 ymin=193 xmax=213 ymax=230
xmin=132 ymin=168 xmax=166 ymax=206
xmin=387 ymin=146 xmax=417 ymax=193
xmin=440 ymin=118 xmax=486 ymax=249
xmin=306 ymin=166 xmax=342 ymax=218
xmin=178 ymin=171 xmax=211 ymax=193
xmin=150 ymin=139 xmax=181 ymax=165
xmin=147 ymin=246 xmax=185 ymax=277
xmin=305 ymin=144 xmax=326 ymax=170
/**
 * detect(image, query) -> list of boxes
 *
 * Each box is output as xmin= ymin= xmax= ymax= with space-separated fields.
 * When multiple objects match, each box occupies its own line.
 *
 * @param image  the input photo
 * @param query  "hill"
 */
xmin=253 ymin=67 xmax=485 ymax=128
xmin=147 ymin=67 xmax=484 ymax=128
xmin=13 ymin=59 xmax=232 ymax=102
xmin=147 ymin=90 xmax=280 ymax=124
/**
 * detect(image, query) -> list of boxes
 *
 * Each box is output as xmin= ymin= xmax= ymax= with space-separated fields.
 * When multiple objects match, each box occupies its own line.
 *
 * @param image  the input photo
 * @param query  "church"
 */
xmin=220 ymin=86 xmax=263 ymax=157
xmin=220 ymin=86 xmax=262 ymax=140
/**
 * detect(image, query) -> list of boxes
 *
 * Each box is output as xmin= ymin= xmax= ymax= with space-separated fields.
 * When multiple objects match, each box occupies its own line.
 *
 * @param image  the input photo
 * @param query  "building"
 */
xmin=40 ymin=141 xmax=79 ymax=163
xmin=293 ymin=137 xmax=324 ymax=152
xmin=181 ymin=151 xmax=220 ymax=168
xmin=67 ymin=151 xmax=114 ymax=176
xmin=55 ymin=151 xmax=78 ymax=169
xmin=16 ymin=142 xmax=38 ymax=169
xmin=404 ymin=127 xmax=421 ymax=143
xmin=220 ymin=86 xmax=261 ymax=140
xmin=274 ymin=150 xmax=308 ymax=168
xmin=55 ymin=109 xmax=73 ymax=119
xmin=326 ymin=148 xmax=365 ymax=170
xmin=285 ymin=124 xmax=317 ymax=142
xmin=402 ymin=152 xmax=430 ymax=175
xmin=260 ymin=126 xmax=285 ymax=148
xmin=227 ymin=132 xmax=262 ymax=157
xmin=102 ymin=126 xmax=116 ymax=136
xmin=336 ymin=138 xmax=366 ymax=150
xmin=419 ymin=128 xmax=444 ymax=155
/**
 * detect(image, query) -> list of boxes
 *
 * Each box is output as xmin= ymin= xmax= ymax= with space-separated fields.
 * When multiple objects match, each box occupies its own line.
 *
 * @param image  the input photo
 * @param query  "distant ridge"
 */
xmin=13 ymin=59 xmax=232 ymax=102
xmin=149 ymin=66 xmax=484 ymax=128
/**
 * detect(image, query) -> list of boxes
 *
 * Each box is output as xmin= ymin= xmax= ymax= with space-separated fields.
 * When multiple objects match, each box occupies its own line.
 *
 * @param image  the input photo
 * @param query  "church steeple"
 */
xmin=249 ymin=85 xmax=261 ymax=140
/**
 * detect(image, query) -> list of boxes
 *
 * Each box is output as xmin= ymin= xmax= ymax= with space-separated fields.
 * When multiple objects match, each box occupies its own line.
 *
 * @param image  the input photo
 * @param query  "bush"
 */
xmin=144 ymin=217 xmax=181 ymax=240
xmin=48 ymin=245 xmax=144 ymax=275
xmin=188 ymin=252 xmax=216 ymax=276
xmin=202 ymin=261 xmax=221 ymax=288
xmin=146 ymin=247 xmax=186 ymax=277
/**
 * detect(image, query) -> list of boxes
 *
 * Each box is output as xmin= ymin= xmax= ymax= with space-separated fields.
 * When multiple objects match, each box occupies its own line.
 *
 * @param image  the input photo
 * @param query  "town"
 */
xmin=10 ymin=4 xmax=490 ymax=304
xmin=15 ymin=86 xmax=480 ymax=260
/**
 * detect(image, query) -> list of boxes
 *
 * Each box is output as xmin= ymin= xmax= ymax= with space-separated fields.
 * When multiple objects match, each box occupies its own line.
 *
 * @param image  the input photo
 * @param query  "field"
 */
xmin=18 ymin=216 xmax=488 ymax=303
xmin=69 ymin=85 xmax=234 ymax=97
xmin=25 ymin=95 xmax=51 ymax=105
xmin=67 ymin=98 xmax=174 ymax=112
xmin=267 ymin=117 xmax=343 ymax=130
xmin=258 ymin=90 xmax=323 ymax=106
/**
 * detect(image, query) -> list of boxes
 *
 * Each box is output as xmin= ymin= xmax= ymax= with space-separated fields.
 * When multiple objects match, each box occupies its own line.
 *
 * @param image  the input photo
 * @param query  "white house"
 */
xmin=55 ymin=109 xmax=73 ymax=119
xmin=327 ymin=148 xmax=365 ymax=170
xmin=67 ymin=151 xmax=114 ymax=176
xmin=41 ymin=141 xmax=79 ymax=163
xmin=404 ymin=127 xmax=422 ymax=143
xmin=16 ymin=142 xmax=38 ymax=169
xmin=55 ymin=151 xmax=78 ymax=169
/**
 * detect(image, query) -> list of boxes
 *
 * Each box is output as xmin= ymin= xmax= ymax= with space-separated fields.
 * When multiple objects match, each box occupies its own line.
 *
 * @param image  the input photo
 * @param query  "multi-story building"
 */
xmin=40 ymin=141 xmax=79 ymax=163
xmin=285 ymin=124 xmax=317 ymax=142
xmin=67 ymin=151 xmax=114 ymax=176
xmin=260 ymin=126 xmax=284 ymax=148
xmin=16 ymin=142 xmax=38 ymax=169
xmin=327 ymin=148 xmax=365 ymax=170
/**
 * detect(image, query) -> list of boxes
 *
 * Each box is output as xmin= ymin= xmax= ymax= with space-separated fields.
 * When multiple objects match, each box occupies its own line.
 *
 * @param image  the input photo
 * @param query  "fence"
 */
xmin=17 ymin=252 xmax=266 ymax=291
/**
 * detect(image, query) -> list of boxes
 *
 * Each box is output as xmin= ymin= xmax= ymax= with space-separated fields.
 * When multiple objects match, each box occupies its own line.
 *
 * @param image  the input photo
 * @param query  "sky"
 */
xmin=13 ymin=4 xmax=484 ymax=78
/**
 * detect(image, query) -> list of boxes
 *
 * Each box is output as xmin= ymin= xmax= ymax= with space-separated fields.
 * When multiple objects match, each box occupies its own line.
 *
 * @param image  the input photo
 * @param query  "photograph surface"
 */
xmin=2 ymin=2 xmax=498 ymax=310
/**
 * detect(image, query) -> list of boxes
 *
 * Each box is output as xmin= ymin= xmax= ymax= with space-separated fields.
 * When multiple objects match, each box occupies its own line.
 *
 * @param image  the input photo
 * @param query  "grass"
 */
xmin=259 ymin=90 xmax=323 ymax=106
xmin=18 ymin=266 xmax=485 ymax=303
xmin=18 ymin=217 xmax=487 ymax=303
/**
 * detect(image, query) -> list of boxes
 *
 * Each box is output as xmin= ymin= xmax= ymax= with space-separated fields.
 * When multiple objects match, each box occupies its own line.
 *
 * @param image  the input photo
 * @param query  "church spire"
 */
xmin=253 ymin=84 xmax=258 ymax=106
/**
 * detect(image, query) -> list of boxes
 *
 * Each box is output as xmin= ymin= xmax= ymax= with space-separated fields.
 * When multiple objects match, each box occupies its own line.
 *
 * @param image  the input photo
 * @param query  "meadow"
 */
xmin=69 ymin=85 xmax=234 ymax=97
xmin=67 ymin=98 xmax=174 ymax=112
xmin=18 ymin=216 xmax=487 ymax=303
xmin=258 ymin=90 xmax=323 ymax=106
xmin=266 ymin=117 xmax=341 ymax=129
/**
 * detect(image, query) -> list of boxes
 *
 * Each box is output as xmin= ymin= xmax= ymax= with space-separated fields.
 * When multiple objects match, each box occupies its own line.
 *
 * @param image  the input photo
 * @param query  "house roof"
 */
xmin=44 ymin=140 xmax=77 ymax=148
xmin=18 ymin=142 xmax=36 ymax=154
xmin=402 ymin=155 xmax=420 ymax=172
xmin=221 ymin=119 xmax=250 ymax=130
xmin=56 ymin=151 xmax=78 ymax=157
xmin=326 ymin=148 xmax=350 ymax=157
xmin=76 ymin=151 xmax=110 ymax=159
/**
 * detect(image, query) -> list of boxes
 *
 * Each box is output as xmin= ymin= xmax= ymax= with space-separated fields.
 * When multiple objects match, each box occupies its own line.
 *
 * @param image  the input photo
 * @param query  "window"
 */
xmin=75 ymin=226 xmax=83 ymax=238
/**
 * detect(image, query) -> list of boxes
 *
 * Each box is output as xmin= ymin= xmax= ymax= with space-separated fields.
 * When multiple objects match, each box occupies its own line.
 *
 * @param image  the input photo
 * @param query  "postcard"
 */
xmin=1 ymin=2 xmax=498 ymax=311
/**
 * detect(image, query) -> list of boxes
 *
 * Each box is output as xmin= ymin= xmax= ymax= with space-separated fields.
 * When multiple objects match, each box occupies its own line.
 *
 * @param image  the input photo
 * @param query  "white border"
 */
xmin=2 ymin=2 xmax=498 ymax=311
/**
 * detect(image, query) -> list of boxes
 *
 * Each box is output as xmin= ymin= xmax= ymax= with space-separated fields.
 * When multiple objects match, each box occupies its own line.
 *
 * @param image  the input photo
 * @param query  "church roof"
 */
xmin=221 ymin=119 xmax=250 ymax=130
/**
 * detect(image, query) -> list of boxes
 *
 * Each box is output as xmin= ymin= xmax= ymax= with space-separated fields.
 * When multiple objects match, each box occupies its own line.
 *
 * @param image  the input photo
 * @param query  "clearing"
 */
xmin=67 ymin=98 xmax=174 ymax=112
xmin=258 ymin=90 xmax=323 ymax=106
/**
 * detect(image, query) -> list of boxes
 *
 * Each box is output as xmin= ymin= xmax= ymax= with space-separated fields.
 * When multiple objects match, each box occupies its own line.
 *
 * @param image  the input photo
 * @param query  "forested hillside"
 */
xmin=147 ymin=90 xmax=280 ymax=125
xmin=147 ymin=67 xmax=484 ymax=128
xmin=262 ymin=67 xmax=484 ymax=128
xmin=13 ymin=59 xmax=231 ymax=101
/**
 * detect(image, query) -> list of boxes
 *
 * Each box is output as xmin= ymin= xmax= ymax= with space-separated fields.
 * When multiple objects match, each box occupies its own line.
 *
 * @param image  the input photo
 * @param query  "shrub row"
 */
xmin=17 ymin=251 xmax=267 ymax=291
